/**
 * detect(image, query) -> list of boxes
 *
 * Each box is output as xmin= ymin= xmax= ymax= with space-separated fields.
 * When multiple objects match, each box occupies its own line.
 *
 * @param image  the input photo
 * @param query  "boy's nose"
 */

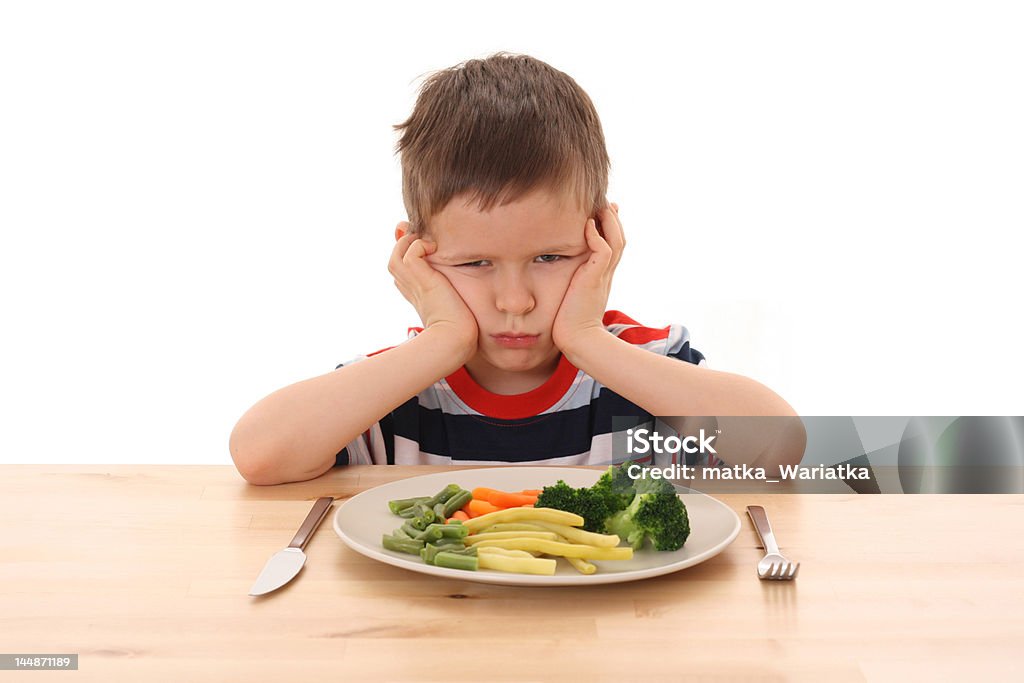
xmin=494 ymin=276 xmax=535 ymax=316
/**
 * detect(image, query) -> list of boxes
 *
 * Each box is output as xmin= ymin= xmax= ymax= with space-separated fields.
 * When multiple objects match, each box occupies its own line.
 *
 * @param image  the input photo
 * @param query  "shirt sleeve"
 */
xmin=330 ymin=332 xmax=417 ymax=466
xmin=659 ymin=325 xmax=716 ymax=467
xmin=664 ymin=324 xmax=707 ymax=367
xmin=332 ymin=355 xmax=372 ymax=467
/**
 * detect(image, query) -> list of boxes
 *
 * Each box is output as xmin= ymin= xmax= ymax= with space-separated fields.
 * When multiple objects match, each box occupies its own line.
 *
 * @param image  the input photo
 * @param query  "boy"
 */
xmin=230 ymin=53 xmax=804 ymax=486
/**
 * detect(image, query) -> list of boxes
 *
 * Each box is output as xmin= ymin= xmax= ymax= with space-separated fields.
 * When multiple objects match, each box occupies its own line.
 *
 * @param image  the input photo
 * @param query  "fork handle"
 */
xmin=746 ymin=505 xmax=781 ymax=555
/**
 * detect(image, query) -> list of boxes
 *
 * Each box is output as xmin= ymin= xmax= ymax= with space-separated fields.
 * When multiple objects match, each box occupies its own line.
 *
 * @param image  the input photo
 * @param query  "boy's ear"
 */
xmin=395 ymin=221 xmax=411 ymax=241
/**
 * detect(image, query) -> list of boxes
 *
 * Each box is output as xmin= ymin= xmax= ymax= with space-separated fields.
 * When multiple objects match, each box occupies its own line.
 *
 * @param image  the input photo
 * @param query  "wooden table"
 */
xmin=2 ymin=465 xmax=1022 ymax=682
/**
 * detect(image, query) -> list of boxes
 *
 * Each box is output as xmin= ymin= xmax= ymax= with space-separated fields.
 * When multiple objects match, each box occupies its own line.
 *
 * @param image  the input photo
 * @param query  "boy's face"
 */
xmin=423 ymin=187 xmax=592 ymax=392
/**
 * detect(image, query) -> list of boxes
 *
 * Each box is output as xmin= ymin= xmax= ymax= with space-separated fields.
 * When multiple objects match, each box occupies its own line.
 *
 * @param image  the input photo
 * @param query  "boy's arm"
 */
xmin=229 ymin=327 xmax=472 ymax=485
xmin=230 ymin=226 xmax=478 ymax=485
xmin=560 ymin=329 xmax=806 ymax=469
xmin=553 ymin=203 xmax=805 ymax=470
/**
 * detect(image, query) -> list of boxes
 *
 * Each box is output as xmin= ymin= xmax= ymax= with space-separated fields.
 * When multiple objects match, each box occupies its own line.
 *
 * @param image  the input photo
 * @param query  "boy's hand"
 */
xmin=552 ymin=203 xmax=624 ymax=356
xmin=389 ymin=223 xmax=479 ymax=362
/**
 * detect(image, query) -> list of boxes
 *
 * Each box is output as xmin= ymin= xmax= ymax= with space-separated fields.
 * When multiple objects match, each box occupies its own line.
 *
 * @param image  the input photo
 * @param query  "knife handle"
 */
xmin=288 ymin=497 xmax=335 ymax=551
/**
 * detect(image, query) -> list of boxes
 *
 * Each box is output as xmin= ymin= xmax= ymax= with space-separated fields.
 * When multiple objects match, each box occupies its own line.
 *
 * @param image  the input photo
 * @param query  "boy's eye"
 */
xmin=455 ymin=255 xmax=566 ymax=267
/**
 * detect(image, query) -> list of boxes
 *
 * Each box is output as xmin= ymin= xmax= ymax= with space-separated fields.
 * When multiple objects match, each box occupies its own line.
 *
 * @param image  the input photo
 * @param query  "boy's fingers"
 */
xmin=402 ymin=239 xmax=441 ymax=279
xmin=388 ymin=237 xmax=411 ymax=275
xmin=601 ymin=204 xmax=625 ymax=266
xmin=404 ymin=238 xmax=430 ymax=261
xmin=390 ymin=231 xmax=415 ymax=257
xmin=585 ymin=220 xmax=613 ymax=267
xmin=389 ymin=239 xmax=427 ymax=283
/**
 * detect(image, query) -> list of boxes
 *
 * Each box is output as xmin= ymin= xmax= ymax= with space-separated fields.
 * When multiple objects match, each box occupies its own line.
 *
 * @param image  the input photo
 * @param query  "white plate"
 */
xmin=333 ymin=467 xmax=741 ymax=586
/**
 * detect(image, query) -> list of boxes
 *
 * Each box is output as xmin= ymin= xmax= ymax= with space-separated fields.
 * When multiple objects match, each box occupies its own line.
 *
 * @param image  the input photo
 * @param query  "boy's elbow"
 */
xmin=234 ymin=457 xmax=285 ymax=486
xmin=762 ymin=390 xmax=805 ymax=465
xmin=230 ymin=429 xmax=274 ymax=485
xmin=760 ymin=415 xmax=807 ymax=467
xmin=229 ymin=424 xmax=335 ymax=486
xmin=229 ymin=422 xmax=288 ymax=486
xmin=782 ymin=416 xmax=807 ymax=465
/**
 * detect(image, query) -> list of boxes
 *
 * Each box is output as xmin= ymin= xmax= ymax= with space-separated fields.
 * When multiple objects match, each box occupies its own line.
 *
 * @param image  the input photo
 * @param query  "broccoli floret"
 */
xmin=532 ymin=479 xmax=576 ymax=511
xmin=535 ymin=479 xmax=617 ymax=533
xmin=537 ymin=465 xmax=691 ymax=550
xmin=590 ymin=464 xmax=636 ymax=513
xmin=604 ymin=473 xmax=690 ymax=551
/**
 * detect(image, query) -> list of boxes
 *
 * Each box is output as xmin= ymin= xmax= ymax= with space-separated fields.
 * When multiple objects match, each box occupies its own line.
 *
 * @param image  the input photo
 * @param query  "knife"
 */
xmin=249 ymin=496 xmax=335 ymax=596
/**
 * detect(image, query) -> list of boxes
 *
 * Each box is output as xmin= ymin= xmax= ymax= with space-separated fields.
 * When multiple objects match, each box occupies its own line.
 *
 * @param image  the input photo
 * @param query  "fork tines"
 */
xmin=764 ymin=562 xmax=800 ymax=580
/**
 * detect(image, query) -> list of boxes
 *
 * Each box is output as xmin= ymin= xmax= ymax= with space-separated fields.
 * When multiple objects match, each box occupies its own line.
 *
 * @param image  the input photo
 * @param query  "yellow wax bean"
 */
xmin=566 ymin=557 xmax=597 ymax=575
xmin=470 ymin=538 xmax=634 ymax=561
xmin=477 ymin=523 xmax=548 ymax=533
xmin=465 ymin=531 xmax=559 ymax=545
xmin=530 ymin=521 xmax=621 ymax=548
xmin=475 ymin=547 xmax=536 ymax=559
xmin=478 ymin=553 xmax=557 ymax=576
xmin=462 ymin=507 xmax=585 ymax=534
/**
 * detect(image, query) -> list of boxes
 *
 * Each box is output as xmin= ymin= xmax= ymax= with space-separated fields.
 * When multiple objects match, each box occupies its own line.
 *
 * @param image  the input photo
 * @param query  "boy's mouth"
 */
xmin=491 ymin=332 xmax=540 ymax=348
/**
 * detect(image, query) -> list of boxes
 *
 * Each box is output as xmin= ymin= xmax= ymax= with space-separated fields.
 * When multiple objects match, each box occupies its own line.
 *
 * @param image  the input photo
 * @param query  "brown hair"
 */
xmin=393 ymin=52 xmax=610 ymax=235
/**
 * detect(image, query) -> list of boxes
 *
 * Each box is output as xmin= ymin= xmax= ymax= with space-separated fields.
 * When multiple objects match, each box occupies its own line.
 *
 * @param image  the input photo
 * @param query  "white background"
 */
xmin=1 ymin=1 xmax=1021 ymax=465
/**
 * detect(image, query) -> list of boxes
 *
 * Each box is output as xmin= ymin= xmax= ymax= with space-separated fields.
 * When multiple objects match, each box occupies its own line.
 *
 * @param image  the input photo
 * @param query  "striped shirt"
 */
xmin=334 ymin=310 xmax=707 ymax=467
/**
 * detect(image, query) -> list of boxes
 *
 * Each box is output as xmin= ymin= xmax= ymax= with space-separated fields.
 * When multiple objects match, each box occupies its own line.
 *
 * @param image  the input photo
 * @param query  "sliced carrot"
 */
xmin=449 ymin=510 xmax=470 ymax=522
xmin=520 ymin=489 xmax=543 ymax=496
xmin=468 ymin=499 xmax=501 ymax=518
xmin=491 ymin=492 xmax=538 ymax=508
xmin=472 ymin=487 xmax=539 ymax=508
xmin=471 ymin=487 xmax=501 ymax=501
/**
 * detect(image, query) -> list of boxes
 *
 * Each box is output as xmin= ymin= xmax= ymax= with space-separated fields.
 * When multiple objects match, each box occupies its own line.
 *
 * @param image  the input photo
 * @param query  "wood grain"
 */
xmin=2 ymin=465 xmax=1022 ymax=682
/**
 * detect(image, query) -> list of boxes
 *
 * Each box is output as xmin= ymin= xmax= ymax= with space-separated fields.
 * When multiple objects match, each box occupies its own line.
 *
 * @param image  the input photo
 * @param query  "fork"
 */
xmin=746 ymin=505 xmax=800 ymax=581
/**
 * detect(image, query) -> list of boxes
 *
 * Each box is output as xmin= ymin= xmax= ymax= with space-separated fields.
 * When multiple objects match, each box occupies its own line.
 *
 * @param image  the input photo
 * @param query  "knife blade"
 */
xmin=249 ymin=496 xmax=334 ymax=596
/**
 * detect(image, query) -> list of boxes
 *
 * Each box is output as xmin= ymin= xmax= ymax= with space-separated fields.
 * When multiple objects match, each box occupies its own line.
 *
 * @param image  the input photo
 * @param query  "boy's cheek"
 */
xmin=545 ymin=276 xmax=576 ymax=304
xmin=434 ymin=264 xmax=482 ymax=281
xmin=441 ymin=275 xmax=483 ymax=310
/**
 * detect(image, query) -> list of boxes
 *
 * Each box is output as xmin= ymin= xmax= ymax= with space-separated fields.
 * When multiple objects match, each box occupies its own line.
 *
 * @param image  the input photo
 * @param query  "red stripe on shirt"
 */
xmin=444 ymin=354 xmax=580 ymax=420
xmin=603 ymin=310 xmax=671 ymax=345
xmin=602 ymin=310 xmax=641 ymax=326
xmin=618 ymin=325 xmax=671 ymax=345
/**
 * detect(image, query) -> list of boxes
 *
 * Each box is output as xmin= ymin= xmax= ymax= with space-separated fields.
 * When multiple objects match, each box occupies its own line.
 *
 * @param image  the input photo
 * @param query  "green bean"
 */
xmin=381 ymin=534 xmax=425 ymax=555
xmin=427 ymin=484 xmax=464 ymax=507
xmin=433 ymin=503 xmax=447 ymax=522
xmin=423 ymin=523 xmax=468 ymax=539
xmin=415 ymin=525 xmax=445 ymax=543
xmin=420 ymin=543 xmax=444 ymax=565
xmin=392 ymin=525 xmax=413 ymax=539
xmin=433 ymin=550 xmax=478 ymax=571
xmin=425 ymin=538 xmax=476 ymax=564
xmin=442 ymin=489 xmax=473 ymax=516
xmin=432 ymin=540 xmax=466 ymax=550
xmin=387 ymin=496 xmax=431 ymax=515
xmin=444 ymin=545 xmax=477 ymax=556
xmin=410 ymin=504 xmax=435 ymax=531
xmin=400 ymin=520 xmax=421 ymax=538
xmin=415 ymin=503 xmax=435 ymax=523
